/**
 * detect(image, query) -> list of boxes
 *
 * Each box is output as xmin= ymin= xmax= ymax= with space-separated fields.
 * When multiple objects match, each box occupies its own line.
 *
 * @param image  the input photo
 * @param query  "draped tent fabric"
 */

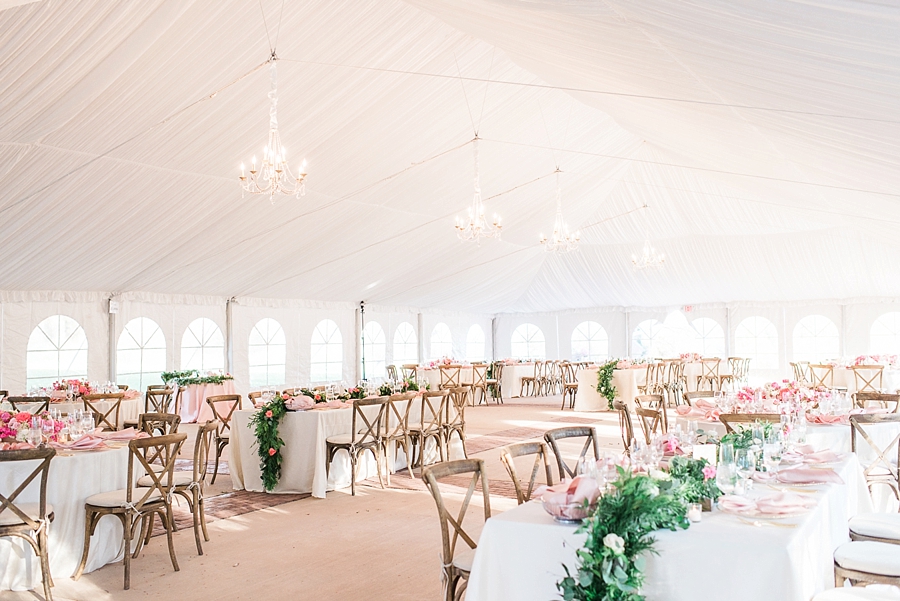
xmin=0 ymin=0 xmax=898 ymax=318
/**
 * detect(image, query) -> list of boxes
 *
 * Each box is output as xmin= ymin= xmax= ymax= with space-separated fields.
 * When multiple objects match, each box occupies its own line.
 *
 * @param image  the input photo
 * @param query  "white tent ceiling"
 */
xmin=0 ymin=0 xmax=897 ymax=314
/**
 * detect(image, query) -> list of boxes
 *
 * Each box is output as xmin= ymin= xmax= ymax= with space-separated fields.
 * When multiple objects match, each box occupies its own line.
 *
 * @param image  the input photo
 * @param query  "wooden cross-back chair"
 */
xmin=718 ymin=413 xmax=781 ymax=434
xmin=383 ymin=392 xmax=417 ymax=482
xmin=543 ymin=426 xmax=600 ymax=481
xmin=613 ymin=400 xmax=635 ymax=453
xmin=499 ymin=441 xmax=554 ymax=504
xmin=852 ymin=365 xmax=885 ymax=393
xmin=790 ymin=361 xmax=811 ymax=384
xmin=662 ymin=360 xmax=685 ymax=406
xmin=7 ymin=396 xmax=50 ymax=414
xmin=853 ymin=393 xmax=900 ymax=413
xmin=0 ymin=447 xmax=56 ymax=601
xmin=697 ymin=358 xmax=721 ymax=391
xmin=409 ymin=390 xmax=450 ymax=473
xmin=439 ymin=365 xmax=463 ymax=390
xmin=850 ymin=413 xmax=900 ymax=501
xmin=145 ymin=388 xmax=175 ymax=414
xmin=172 ymin=420 xmax=218 ymax=556
xmin=519 ymin=361 xmax=540 ymax=397
xmin=443 ymin=387 xmax=469 ymax=459
xmin=464 ymin=364 xmax=488 ymax=406
xmin=401 ymin=364 xmax=419 ymax=381
xmin=422 ymin=459 xmax=491 ymax=601
xmin=634 ymin=394 xmax=667 ymax=443
xmin=205 ymin=394 xmax=242 ymax=484
xmin=325 ymin=396 xmax=389 ymax=496
xmin=809 ymin=364 xmax=836 ymax=389
xmin=82 ymin=392 xmax=126 ymax=431
xmin=74 ymin=433 xmax=187 ymax=590
xmin=138 ymin=412 xmax=181 ymax=438
xmin=560 ymin=362 xmax=579 ymax=410
xmin=486 ymin=361 xmax=504 ymax=404
xmin=386 ymin=364 xmax=400 ymax=382
xmin=683 ymin=391 xmax=716 ymax=407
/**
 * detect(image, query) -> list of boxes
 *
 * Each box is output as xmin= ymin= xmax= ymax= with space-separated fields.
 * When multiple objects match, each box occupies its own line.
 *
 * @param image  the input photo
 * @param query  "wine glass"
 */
xmin=716 ymin=462 xmax=737 ymax=494
xmin=719 ymin=442 xmax=734 ymax=466
xmin=735 ymin=448 xmax=756 ymax=485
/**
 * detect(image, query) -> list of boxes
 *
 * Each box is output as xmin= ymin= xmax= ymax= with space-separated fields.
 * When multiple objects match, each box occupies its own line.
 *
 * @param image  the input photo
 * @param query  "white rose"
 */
xmin=602 ymin=533 xmax=626 ymax=555
xmin=649 ymin=468 xmax=670 ymax=481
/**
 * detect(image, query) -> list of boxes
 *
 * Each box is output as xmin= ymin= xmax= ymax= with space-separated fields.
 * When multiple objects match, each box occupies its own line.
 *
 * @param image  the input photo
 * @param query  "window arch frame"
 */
xmin=27 ymin=314 xmax=89 ymax=389
xmin=362 ymin=321 xmax=386 ymax=380
xmin=734 ymin=316 xmax=779 ymax=370
xmin=571 ymin=321 xmax=608 ymax=362
xmin=511 ymin=323 xmax=546 ymax=361
xmin=430 ymin=323 xmax=453 ymax=360
xmin=310 ymin=319 xmax=343 ymax=383
xmin=632 ymin=319 xmax=662 ymax=359
xmin=249 ymin=318 xmax=286 ymax=387
xmin=393 ymin=322 xmax=418 ymax=366
xmin=870 ymin=312 xmax=900 ymax=355
xmin=466 ymin=324 xmax=486 ymax=363
xmin=792 ymin=314 xmax=839 ymax=362
xmin=181 ymin=317 xmax=225 ymax=372
xmin=117 ymin=317 xmax=166 ymax=392
xmin=692 ymin=317 xmax=725 ymax=358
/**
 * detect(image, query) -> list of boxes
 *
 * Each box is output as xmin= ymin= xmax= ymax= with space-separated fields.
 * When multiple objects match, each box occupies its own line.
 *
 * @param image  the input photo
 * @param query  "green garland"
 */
xmin=559 ymin=468 xmax=689 ymax=601
xmin=248 ymin=395 xmax=288 ymax=491
xmin=378 ymin=378 xmax=420 ymax=396
xmin=719 ymin=422 xmax=773 ymax=450
xmin=161 ymin=370 xmax=234 ymax=387
xmin=596 ymin=359 xmax=620 ymax=410
xmin=663 ymin=456 xmax=722 ymax=505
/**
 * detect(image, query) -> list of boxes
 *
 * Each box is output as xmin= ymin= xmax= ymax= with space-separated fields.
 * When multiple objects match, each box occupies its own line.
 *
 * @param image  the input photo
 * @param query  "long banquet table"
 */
xmin=230 ymin=399 xmax=462 ymax=498
xmin=467 ymin=454 xmax=871 ymax=601
xmin=0 ymin=446 xmax=130 ymax=591
xmin=1 ymin=398 xmax=140 ymax=429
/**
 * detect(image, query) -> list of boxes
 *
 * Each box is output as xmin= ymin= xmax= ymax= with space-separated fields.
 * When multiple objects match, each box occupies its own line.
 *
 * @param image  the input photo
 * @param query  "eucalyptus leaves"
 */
xmin=558 ymin=468 xmax=689 ymax=601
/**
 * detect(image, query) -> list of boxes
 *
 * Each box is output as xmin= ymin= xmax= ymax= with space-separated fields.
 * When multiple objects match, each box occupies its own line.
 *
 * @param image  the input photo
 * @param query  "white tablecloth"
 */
xmin=179 ymin=381 xmax=238 ymax=423
xmin=1 ymin=399 xmax=140 ymax=429
xmin=833 ymin=367 xmax=900 ymax=394
xmin=229 ymin=399 xmax=458 ymax=498
xmin=467 ymin=454 xmax=871 ymax=601
xmin=500 ymin=364 xmax=536 ymax=398
xmin=574 ymin=367 xmax=644 ymax=411
xmin=0 ymin=447 xmax=130 ymax=591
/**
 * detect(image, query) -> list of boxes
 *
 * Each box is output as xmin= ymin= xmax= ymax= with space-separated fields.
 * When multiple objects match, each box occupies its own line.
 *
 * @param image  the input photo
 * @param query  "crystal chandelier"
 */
xmin=455 ymin=137 xmax=501 ymax=241
xmin=239 ymin=58 xmax=307 ymax=202
xmin=539 ymin=169 xmax=580 ymax=253
xmin=632 ymin=239 xmax=665 ymax=269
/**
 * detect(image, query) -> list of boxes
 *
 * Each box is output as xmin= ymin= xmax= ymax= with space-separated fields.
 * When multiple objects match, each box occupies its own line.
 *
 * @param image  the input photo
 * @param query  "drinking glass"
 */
xmin=735 ymin=448 xmax=756 ymax=484
xmin=719 ymin=442 xmax=734 ymax=466
xmin=41 ymin=419 xmax=54 ymax=443
xmin=763 ymin=443 xmax=782 ymax=473
xmin=716 ymin=462 xmax=737 ymax=494
xmin=82 ymin=414 xmax=95 ymax=433
xmin=751 ymin=424 xmax=764 ymax=449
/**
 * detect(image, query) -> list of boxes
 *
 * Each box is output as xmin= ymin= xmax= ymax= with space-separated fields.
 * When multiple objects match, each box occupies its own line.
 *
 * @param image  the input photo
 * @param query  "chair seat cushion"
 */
xmin=834 ymin=541 xmax=900 ymax=577
xmin=453 ymin=547 xmax=475 ymax=573
xmin=326 ymin=434 xmax=358 ymax=445
xmin=813 ymin=585 xmax=900 ymax=600
xmin=137 ymin=471 xmax=193 ymax=488
xmin=85 ymin=488 xmax=163 ymax=508
xmin=850 ymin=513 xmax=900 ymax=541
xmin=0 ymin=503 xmax=53 ymax=527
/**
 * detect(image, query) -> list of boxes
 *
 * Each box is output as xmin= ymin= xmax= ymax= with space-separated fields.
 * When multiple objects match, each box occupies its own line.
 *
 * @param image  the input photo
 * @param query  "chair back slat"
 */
xmin=82 ymin=392 xmax=125 ymax=431
xmin=6 ymin=396 xmax=50 ymax=414
xmin=850 ymin=414 xmax=900 ymax=493
xmin=853 ymin=392 xmax=900 ymax=413
xmin=439 ymin=365 xmax=462 ymax=389
xmin=145 ymin=388 xmax=174 ymax=414
xmin=500 ymin=442 xmax=554 ymax=504
xmin=350 ymin=396 xmax=389 ymax=445
xmin=0 ymin=447 xmax=55 ymax=531
xmin=127 ymin=433 xmax=187 ymax=509
xmin=383 ymin=392 xmax=417 ymax=441
xmin=401 ymin=364 xmax=419 ymax=381
xmin=419 ymin=390 xmax=450 ymax=435
xmin=471 ymin=364 xmax=487 ymax=387
xmin=613 ymin=400 xmax=635 ymax=452
xmin=543 ymin=426 xmax=600 ymax=480
xmin=206 ymin=394 xmax=242 ymax=436
xmin=194 ymin=420 xmax=219 ymax=483
xmin=809 ymin=364 xmax=835 ymax=388
xmin=634 ymin=394 xmax=667 ymax=439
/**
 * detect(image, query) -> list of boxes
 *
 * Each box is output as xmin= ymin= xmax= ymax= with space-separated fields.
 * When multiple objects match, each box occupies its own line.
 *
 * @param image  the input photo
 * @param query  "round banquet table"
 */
xmin=1 ymin=399 xmax=140 ymax=429
xmin=0 ymin=446 xmax=130 ymax=591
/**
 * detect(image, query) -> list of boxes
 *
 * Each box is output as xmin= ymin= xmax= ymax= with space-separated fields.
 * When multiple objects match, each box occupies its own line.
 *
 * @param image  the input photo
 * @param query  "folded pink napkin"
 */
xmin=0 ymin=442 xmax=35 ymax=451
xmin=50 ymin=434 xmax=107 ymax=451
xmin=802 ymin=450 xmax=841 ymax=464
xmin=694 ymin=398 xmax=717 ymax=410
xmin=675 ymin=405 xmax=721 ymax=421
xmin=123 ymin=389 xmax=140 ymax=400
xmin=94 ymin=427 xmax=149 ymax=441
xmin=777 ymin=467 xmax=844 ymax=485
xmin=718 ymin=495 xmax=756 ymax=513
xmin=754 ymin=491 xmax=817 ymax=515
xmin=752 ymin=471 xmax=777 ymax=483
xmin=312 ymin=400 xmax=352 ymax=410
xmin=536 ymin=476 xmax=601 ymax=506
xmin=285 ymin=395 xmax=315 ymax=411
xmin=807 ymin=414 xmax=847 ymax=425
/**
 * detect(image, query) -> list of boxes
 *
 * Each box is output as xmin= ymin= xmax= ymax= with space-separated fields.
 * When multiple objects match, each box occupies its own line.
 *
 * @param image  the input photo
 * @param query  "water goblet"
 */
xmin=716 ymin=462 xmax=737 ymax=494
xmin=719 ymin=442 xmax=734 ymax=466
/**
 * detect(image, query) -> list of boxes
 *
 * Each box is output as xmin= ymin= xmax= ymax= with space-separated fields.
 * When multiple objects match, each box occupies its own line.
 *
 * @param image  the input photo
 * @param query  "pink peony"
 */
xmin=265 ymin=410 xmax=273 ymax=418
xmin=702 ymin=465 xmax=716 ymax=481
xmin=268 ymin=447 xmax=276 ymax=456
xmin=14 ymin=412 xmax=31 ymax=423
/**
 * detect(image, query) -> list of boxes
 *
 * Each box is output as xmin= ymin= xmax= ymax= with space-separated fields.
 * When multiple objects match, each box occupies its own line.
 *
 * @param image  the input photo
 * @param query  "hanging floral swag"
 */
xmin=249 ymin=394 xmax=288 ymax=491
xmin=596 ymin=359 xmax=619 ymax=410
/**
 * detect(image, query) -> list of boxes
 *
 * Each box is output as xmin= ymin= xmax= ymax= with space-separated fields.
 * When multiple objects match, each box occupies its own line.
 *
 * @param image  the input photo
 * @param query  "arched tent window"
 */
xmin=466 ymin=325 xmax=486 ymax=362
xmin=571 ymin=321 xmax=608 ymax=362
xmin=734 ymin=316 xmax=779 ymax=369
xmin=430 ymin=323 xmax=453 ymax=360
xmin=117 ymin=317 xmax=166 ymax=391
xmin=27 ymin=315 xmax=88 ymax=388
xmin=311 ymin=319 xmax=343 ymax=382
xmin=692 ymin=318 xmax=725 ymax=358
xmin=511 ymin=324 xmax=545 ymax=360
xmin=632 ymin=319 xmax=662 ymax=358
xmin=362 ymin=321 xmax=386 ymax=380
xmin=249 ymin=318 xmax=286 ymax=387
xmin=793 ymin=315 xmax=839 ymax=362
xmin=870 ymin=312 xmax=900 ymax=355
xmin=181 ymin=318 xmax=224 ymax=372
xmin=393 ymin=322 xmax=418 ymax=365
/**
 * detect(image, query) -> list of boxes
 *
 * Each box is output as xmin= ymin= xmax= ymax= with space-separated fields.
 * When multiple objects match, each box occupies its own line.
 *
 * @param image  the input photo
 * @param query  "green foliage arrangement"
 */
xmin=558 ymin=468 xmax=689 ymax=601
xmin=596 ymin=360 xmax=620 ymax=410
xmin=248 ymin=394 xmax=287 ymax=492
xmin=161 ymin=370 xmax=234 ymax=386
xmin=378 ymin=379 xmax=420 ymax=396
xmin=719 ymin=421 xmax=773 ymax=450
xmin=663 ymin=456 xmax=722 ymax=505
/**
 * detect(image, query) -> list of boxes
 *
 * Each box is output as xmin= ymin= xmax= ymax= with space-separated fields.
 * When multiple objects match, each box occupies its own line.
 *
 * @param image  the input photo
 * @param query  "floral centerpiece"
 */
xmin=378 ymin=378 xmax=420 ymax=396
xmin=161 ymin=370 xmax=234 ymax=387
xmin=853 ymin=354 xmax=899 ymax=368
xmin=719 ymin=422 xmax=774 ymax=450
xmin=663 ymin=456 xmax=722 ymax=509
xmin=52 ymin=379 xmax=93 ymax=397
xmin=1 ymin=411 xmax=63 ymax=442
xmin=679 ymin=353 xmax=702 ymax=362
xmin=558 ymin=468 xmax=689 ymax=600
xmin=596 ymin=359 xmax=620 ymax=410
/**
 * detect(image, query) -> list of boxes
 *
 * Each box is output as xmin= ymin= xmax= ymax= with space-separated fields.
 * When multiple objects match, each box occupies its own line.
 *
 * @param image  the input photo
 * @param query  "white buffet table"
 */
xmin=0 ymin=446 xmax=130 ymax=591
xmin=467 ymin=454 xmax=871 ymax=601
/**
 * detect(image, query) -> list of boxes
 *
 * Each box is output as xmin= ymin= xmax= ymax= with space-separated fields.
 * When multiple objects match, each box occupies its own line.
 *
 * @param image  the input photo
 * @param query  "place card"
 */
xmin=692 ymin=443 xmax=718 ymax=466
